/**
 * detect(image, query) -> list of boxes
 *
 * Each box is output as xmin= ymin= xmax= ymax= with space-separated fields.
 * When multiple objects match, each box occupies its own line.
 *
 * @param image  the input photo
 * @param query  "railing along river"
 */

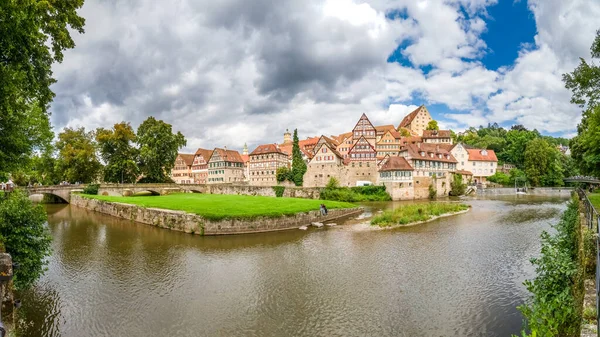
xmin=577 ymin=188 xmax=600 ymax=336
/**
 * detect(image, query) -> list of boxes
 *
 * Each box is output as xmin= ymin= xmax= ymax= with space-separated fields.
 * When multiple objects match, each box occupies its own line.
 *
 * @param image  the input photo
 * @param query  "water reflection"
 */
xmin=19 ymin=195 xmax=568 ymax=337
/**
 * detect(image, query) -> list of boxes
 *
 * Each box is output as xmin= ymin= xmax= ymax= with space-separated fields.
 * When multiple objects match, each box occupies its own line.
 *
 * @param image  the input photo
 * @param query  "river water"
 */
xmin=17 ymin=195 xmax=569 ymax=337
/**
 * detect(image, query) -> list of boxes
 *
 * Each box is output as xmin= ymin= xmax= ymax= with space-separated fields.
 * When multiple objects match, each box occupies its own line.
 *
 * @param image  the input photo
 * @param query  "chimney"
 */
xmin=417 ymin=142 xmax=421 ymax=149
xmin=436 ymin=144 xmax=440 ymax=152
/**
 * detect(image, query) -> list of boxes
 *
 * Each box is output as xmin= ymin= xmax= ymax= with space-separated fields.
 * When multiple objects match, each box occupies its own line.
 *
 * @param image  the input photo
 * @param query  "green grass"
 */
xmin=320 ymin=186 xmax=391 ymax=202
xmin=80 ymin=193 xmax=356 ymax=221
xmin=371 ymin=202 xmax=469 ymax=227
xmin=588 ymin=193 xmax=600 ymax=211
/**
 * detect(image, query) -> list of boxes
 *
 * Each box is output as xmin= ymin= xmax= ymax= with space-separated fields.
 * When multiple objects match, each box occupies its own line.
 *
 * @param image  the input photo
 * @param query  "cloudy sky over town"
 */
xmin=50 ymin=0 xmax=600 ymax=152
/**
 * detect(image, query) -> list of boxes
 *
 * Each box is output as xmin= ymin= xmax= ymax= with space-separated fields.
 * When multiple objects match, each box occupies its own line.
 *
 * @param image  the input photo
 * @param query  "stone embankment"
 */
xmin=70 ymin=195 xmax=362 ymax=235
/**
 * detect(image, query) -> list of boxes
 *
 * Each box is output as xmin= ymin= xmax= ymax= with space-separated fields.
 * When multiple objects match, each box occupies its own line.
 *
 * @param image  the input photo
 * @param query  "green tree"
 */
xmin=0 ymin=190 xmax=52 ymax=289
xmin=55 ymin=127 xmax=102 ymax=183
xmin=137 ymin=117 xmax=186 ymax=183
xmin=0 ymin=0 xmax=85 ymax=175
xmin=501 ymin=129 xmax=538 ymax=168
xmin=426 ymin=120 xmax=439 ymax=130
xmin=487 ymin=172 xmax=511 ymax=186
xmin=291 ymin=129 xmax=307 ymax=186
xmin=524 ymin=138 xmax=564 ymax=186
xmin=276 ymin=166 xmax=292 ymax=183
xmin=96 ymin=122 xmax=139 ymax=183
xmin=450 ymin=173 xmax=466 ymax=196
xmin=399 ymin=128 xmax=411 ymax=137
xmin=563 ymin=30 xmax=600 ymax=109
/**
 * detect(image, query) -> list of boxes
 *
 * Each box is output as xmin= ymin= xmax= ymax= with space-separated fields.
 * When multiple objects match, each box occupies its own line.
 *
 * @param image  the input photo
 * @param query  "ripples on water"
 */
xmin=18 ymin=195 xmax=568 ymax=337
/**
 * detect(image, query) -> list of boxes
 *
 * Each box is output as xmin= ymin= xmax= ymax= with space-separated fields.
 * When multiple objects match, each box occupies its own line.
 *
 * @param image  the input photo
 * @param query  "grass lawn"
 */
xmin=371 ymin=202 xmax=469 ymax=227
xmin=588 ymin=193 xmax=600 ymax=210
xmin=80 ymin=193 xmax=356 ymax=221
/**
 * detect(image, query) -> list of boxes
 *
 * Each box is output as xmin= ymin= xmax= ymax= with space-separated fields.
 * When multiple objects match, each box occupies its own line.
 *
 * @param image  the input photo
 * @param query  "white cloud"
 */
xmin=48 ymin=0 xmax=599 ymax=153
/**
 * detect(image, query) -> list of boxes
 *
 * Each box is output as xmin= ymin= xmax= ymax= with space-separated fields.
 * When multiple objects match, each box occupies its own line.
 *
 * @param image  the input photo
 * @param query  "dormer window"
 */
xmin=481 ymin=150 xmax=488 ymax=156
xmin=420 ymin=151 xmax=425 ymax=156
xmin=430 ymin=153 xmax=434 ymax=158
xmin=438 ymin=154 xmax=442 ymax=159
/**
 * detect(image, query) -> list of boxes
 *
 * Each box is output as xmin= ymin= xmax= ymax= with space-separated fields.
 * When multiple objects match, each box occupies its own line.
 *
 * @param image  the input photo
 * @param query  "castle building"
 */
xmin=248 ymin=144 xmax=289 ymax=186
xmin=207 ymin=148 xmax=245 ymax=184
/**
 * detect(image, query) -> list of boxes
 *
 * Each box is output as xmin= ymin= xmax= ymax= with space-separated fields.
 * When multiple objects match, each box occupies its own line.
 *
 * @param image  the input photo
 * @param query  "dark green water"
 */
xmin=18 ymin=195 xmax=568 ymax=337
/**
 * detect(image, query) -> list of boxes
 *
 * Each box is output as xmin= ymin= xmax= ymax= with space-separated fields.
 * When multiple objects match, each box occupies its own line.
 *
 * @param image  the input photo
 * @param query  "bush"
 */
xmin=428 ymin=185 xmax=437 ymax=200
xmin=325 ymin=177 xmax=340 ymax=189
xmin=272 ymin=186 xmax=285 ymax=198
xmin=276 ymin=167 xmax=292 ymax=183
xmin=450 ymin=174 xmax=466 ymax=196
xmin=583 ymin=227 xmax=597 ymax=276
xmin=371 ymin=202 xmax=469 ymax=227
xmin=488 ymin=172 xmax=511 ymax=186
xmin=83 ymin=183 xmax=100 ymax=195
xmin=321 ymin=185 xmax=391 ymax=202
xmin=0 ymin=190 xmax=52 ymax=289
xmin=517 ymin=197 xmax=584 ymax=336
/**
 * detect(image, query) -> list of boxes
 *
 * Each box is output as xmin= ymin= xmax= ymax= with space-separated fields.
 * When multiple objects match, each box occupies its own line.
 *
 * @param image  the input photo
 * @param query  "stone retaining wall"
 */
xmin=70 ymin=195 xmax=361 ymax=235
xmin=205 ymin=185 xmax=321 ymax=199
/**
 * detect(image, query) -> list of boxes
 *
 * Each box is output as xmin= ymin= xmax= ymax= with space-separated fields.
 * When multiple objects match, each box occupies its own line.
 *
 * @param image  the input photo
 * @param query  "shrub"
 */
xmin=428 ymin=184 xmax=437 ymax=200
xmin=488 ymin=172 xmax=511 ymax=186
xmin=321 ymin=185 xmax=391 ymax=202
xmin=517 ymin=197 xmax=584 ymax=336
xmin=371 ymin=202 xmax=469 ymax=227
xmin=272 ymin=186 xmax=285 ymax=198
xmin=83 ymin=183 xmax=100 ymax=195
xmin=0 ymin=190 xmax=52 ymax=289
xmin=450 ymin=174 xmax=466 ymax=196
xmin=276 ymin=167 xmax=292 ymax=183
xmin=583 ymin=227 xmax=597 ymax=276
xmin=325 ymin=177 xmax=340 ymax=189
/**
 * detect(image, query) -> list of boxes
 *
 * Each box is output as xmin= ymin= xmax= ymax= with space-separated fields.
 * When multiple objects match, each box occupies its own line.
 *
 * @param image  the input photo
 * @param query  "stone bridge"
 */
xmin=26 ymin=183 xmax=208 ymax=203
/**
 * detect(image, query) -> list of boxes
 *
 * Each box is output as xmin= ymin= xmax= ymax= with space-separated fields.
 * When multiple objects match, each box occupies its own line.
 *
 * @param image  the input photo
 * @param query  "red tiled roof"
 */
xmin=401 ymin=143 xmax=458 ymax=163
xmin=467 ymin=149 xmax=498 ymax=162
xmin=422 ymin=130 xmax=452 ymax=138
xmin=398 ymin=105 xmax=423 ymax=128
xmin=401 ymin=136 xmax=423 ymax=144
xmin=213 ymin=148 xmax=244 ymax=163
xmin=379 ymin=156 xmax=414 ymax=171
xmin=249 ymin=143 xmax=286 ymax=156
xmin=317 ymin=136 xmax=343 ymax=159
xmin=194 ymin=148 xmax=213 ymax=161
xmin=240 ymin=154 xmax=249 ymax=163
xmin=375 ymin=125 xmax=396 ymax=134
xmin=178 ymin=153 xmax=195 ymax=166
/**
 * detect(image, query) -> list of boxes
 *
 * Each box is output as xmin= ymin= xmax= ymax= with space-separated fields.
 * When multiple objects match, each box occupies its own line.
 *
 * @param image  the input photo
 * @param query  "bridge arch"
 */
xmin=28 ymin=192 xmax=69 ymax=204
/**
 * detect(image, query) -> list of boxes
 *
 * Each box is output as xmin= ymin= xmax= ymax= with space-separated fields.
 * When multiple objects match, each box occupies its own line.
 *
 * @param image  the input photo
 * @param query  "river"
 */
xmin=17 ymin=194 xmax=569 ymax=337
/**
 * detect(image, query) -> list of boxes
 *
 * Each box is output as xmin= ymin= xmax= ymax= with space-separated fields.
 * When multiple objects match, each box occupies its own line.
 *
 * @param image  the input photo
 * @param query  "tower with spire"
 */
xmin=283 ymin=129 xmax=292 ymax=144
xmin=243 ymin=143 xmax=248 ymax=155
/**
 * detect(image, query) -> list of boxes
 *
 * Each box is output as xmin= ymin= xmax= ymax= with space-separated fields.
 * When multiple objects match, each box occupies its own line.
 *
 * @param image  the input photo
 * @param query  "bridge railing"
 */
xmin=576 ymin=188 xmax=600 ymax=336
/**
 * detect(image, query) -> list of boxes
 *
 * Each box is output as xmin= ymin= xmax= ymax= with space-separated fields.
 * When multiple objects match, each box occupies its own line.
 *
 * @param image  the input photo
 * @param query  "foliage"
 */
xmin=0 ymin=190 xmax=52 ymax=290
xmin=524 ymin=138 xmax=565 ymax=187
xmin=291 ymin=129 xmax=307 ymax=186
xmin=320 ymin=185 xmax=391 ymax=202
xmin=0 ymin=0 xmax=85 ymax=176
xmin=450 ymin=173 xmax=467 ymax=195
xmin=399 ymin=128 xmax=411 ymax=137
xmin=428 ymin=184 xmax=437 ymax=200
xmin=81 ymin=193 xmax=355 ymax=221
xmin=82 ymin=184 xmax=100 ymax=195
xmin=517 ymin=198 xmax=584 ymax=337
xmin=55 ymin=127 xmax=102 ymax=183
xmin=371 ymin=202 xmax=469 ymax=227
xmin=582 ymin=227 xmax=596 ymax=276
xmin=325 ymin=177 xmax=340 ymax=189
xmin=272 ymin=186 xmax=285 ymax=198
xmin=96 ymin=122 xmax=139 ymax=183
xmin=562 ymin=30 xmax=600 ymax=109
xmin=426 ymin=120 xmax=439 ymax=130
xmin=487 ymin=172 xmax=511 ymax=186
xmin=136 ymin=117 xmax=186 ymax=183
xmin=276 ymin=167 xmax=292 ymax=183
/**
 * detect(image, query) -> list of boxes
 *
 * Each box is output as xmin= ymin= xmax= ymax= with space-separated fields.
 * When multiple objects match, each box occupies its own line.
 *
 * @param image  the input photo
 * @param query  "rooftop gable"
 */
xmin=379 ymin=156 xmax=414 ymax=171
xmin=467 ymin=149 xmax=498 ymax=162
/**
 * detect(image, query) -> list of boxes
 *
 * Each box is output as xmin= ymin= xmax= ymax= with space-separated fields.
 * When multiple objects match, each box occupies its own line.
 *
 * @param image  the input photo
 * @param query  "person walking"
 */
xmin=323 ymin=204 xmax=328 ymax=216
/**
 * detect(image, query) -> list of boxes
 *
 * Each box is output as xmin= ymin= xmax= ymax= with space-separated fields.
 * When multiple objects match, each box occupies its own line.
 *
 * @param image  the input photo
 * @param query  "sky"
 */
xmin=49 ymin=0 xmax=600 ymax=153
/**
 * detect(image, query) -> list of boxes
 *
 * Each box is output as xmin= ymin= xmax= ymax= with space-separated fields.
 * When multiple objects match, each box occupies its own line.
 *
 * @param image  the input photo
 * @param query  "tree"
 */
xmin=563 ymin=30 xmax=600 ymax=109
xmin=487 ymin=172 xmax=510 ymax=186
xmin=500 ymin=129 xmax=538 ymax=167
xmin=426 ymin=120 xmax=439 ymax=130
xmin=137 ymin=117 xmax=186 ymax=183
xmin=56 ymin=127 xmax=102 ymax=183
xmin=524 ymin=138 xmax=564 ymax=187
xmin=399 ymin=128 xmax=411 ymax=137
xmin=290 ymin=129 xmax=307 ymax=186
xmin=0 ymin=190 xmax=52 ymax=289
xmin=96 ymin=122 xmax=139 ymax=183
xmin=0 ymin=1 xmax=85 ymax=176
xmin=450 ymin=174 xmax=466 ymax=196
xmin=276 ymin=166 xmax=292 ymax=183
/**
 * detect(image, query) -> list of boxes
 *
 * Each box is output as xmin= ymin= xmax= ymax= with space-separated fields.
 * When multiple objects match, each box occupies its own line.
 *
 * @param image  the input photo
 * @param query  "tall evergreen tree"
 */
xmin=291 ymin=129 xmax=307 ymax=186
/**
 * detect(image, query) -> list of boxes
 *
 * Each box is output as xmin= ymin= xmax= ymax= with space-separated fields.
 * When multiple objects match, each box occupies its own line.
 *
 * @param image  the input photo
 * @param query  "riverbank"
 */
xmin=71 ymin=194 xmax=362 ymax=235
